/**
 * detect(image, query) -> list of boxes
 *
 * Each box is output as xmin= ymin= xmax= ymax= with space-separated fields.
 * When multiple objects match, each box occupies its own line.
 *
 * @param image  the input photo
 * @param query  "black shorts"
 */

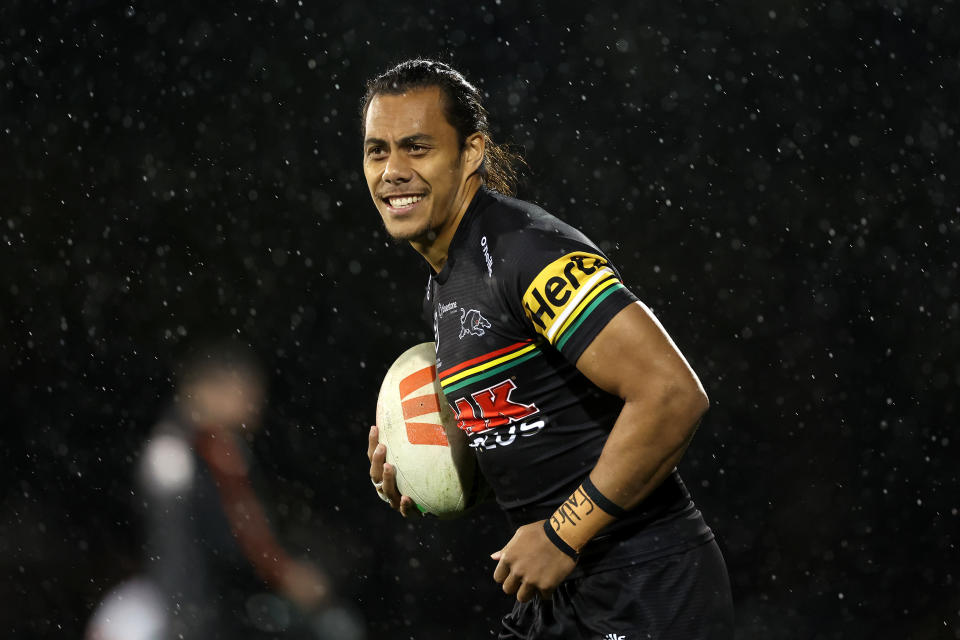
xmin=499 ymin=539 xmax=734 ymax=640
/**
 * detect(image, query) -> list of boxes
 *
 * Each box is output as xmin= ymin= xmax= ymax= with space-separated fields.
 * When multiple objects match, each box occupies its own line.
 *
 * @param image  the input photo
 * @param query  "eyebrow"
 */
xmin=364 ymin=133 xmax=436 ymax=147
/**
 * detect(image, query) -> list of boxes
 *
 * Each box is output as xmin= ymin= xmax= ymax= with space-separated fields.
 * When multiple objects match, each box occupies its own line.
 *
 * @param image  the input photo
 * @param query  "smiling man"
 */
xmin=362 ymin=79 xmax=487 ymax=270
xmin=362 ymin=59 xmax=734 ymax=640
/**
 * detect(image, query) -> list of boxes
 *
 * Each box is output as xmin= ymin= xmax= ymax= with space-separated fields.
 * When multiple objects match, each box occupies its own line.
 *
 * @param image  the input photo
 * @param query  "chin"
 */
xmin=382 ymin=216 xmax=435 ymax=243
xmin=387 ymin=226 xmax=436 ymax=243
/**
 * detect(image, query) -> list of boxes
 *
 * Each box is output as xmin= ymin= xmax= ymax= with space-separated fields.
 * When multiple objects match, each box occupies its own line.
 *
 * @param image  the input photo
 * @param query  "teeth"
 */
xmin=388 ymin=195 xmax=423 ymax=208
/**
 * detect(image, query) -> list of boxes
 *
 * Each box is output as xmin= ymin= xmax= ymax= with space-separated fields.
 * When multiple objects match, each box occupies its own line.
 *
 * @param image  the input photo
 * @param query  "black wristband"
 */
xmin=542 ymin=520 xmax=579 ymax=560
xmin=582 ymin=476 xmax=629 ymax=518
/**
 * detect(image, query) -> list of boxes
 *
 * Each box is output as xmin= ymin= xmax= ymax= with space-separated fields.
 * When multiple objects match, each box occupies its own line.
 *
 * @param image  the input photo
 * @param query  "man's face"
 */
xmin=362 ymin=87 xmax=473 ymax=242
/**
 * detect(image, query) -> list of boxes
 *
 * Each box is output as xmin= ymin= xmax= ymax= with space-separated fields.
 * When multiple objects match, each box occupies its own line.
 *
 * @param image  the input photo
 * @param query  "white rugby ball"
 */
xmin=376 ymin=342 xmax=478 ymax=518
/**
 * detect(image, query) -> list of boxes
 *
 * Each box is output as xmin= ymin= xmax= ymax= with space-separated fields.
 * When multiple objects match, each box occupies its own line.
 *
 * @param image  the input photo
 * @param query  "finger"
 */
xmin=381 ymin=462 xmax=403 ymax=509
xmin=539 ymin=585 xmax=556 ymax=602
xmin=490 ymin=550 xmax=503 ymax=561
xmin=369 ymin=442 xmax=387 ymax=485
xmin=367 ymin=425 xmax=379 ymax=461
xmin=492 ymin=556 xmax=510 ymax=584
xmin=501 ymin=573 xmax=522 ymax=596
xmin=517 ymin=583 xmax=537 ymax=603
xmin=399 ymin=496 xmax=421 ymax=518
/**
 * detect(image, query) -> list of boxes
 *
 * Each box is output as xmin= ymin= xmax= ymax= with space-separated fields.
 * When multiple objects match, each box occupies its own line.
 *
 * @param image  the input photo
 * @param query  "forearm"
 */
xmin=546 ymin=387 xmax=707 ymax=555
xmin=591 ymin=388 xmax=706 ymax=509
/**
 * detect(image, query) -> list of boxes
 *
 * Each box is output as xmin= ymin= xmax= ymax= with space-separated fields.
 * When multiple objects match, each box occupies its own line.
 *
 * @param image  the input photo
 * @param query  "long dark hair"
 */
xmin=360 ymin=59 xmax=525 ymax=196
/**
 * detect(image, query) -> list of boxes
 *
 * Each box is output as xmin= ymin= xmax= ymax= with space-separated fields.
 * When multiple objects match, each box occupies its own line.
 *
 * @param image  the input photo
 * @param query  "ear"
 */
xmin=463 ymin=132 xmax=485 ymax=174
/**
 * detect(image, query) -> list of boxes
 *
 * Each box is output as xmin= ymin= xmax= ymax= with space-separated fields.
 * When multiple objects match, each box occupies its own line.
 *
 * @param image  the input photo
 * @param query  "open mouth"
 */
xmin=382 ymin=194 xmax=426 ymax=211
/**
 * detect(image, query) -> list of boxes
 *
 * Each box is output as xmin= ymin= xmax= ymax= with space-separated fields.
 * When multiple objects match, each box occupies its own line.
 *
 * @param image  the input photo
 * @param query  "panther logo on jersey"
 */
xmin=459 ymin=308 xmax=491 ymax=339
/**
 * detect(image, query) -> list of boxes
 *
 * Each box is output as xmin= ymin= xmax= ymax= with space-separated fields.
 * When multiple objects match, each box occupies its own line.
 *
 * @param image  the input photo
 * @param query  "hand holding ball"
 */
xmin=374 ymin=342 xmax=479 ymax=518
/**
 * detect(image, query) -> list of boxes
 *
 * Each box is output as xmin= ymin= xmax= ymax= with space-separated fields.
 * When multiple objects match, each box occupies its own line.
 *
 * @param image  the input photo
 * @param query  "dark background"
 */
xmin=2 ymin=0 xmax=957 ymax=638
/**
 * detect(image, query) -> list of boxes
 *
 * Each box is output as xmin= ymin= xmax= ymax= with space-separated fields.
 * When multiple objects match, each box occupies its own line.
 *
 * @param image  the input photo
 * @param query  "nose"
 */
xmin=383 ymin=152 xmax=412 ymax=185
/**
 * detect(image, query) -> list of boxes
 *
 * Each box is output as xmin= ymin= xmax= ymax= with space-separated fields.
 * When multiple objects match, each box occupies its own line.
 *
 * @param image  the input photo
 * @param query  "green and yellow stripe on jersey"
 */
xmin=522 ymin=251 xmax=628 ymax=352
xmin=438 ymin=340 xmax=543 ymax=394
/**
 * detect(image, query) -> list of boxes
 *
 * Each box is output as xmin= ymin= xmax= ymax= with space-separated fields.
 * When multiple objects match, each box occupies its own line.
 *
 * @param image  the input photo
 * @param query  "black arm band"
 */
xmin=582 ymin=476 xmax=629 ymax=518
xmin=542 ymin=520 xmax=579 ymax=560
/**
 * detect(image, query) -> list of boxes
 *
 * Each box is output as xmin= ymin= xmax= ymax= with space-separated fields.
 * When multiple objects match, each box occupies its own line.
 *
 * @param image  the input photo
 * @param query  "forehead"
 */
xmin=364 ymin=86 xmax=454 ymax=141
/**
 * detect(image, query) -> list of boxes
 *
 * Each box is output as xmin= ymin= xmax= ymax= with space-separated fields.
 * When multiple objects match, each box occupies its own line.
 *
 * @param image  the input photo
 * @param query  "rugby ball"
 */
xmin=376 ymin=342 xmax=478 ymax=518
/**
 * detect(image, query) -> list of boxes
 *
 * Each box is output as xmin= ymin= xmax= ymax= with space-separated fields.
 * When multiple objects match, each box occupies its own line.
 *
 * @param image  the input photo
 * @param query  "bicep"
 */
xmin=574 ymin=301 xmax=707 ymax=404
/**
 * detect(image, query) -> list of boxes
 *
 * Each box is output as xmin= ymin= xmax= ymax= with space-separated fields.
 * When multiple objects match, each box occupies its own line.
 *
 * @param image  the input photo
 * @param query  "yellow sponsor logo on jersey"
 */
xmin=522 ymin=252 xmax=618 ymax=344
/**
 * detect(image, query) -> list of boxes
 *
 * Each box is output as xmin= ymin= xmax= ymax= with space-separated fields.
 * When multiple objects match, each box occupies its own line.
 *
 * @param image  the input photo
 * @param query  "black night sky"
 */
xmin=1 ymin=1 xmax=957 ymax=638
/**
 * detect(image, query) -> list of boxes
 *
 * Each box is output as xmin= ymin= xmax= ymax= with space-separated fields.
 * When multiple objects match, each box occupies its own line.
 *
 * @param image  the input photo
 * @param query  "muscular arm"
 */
xmin=492 ymin=300 xmax=708 ymax=601
xmin=577 ymin=300 xmax=708 ymax=509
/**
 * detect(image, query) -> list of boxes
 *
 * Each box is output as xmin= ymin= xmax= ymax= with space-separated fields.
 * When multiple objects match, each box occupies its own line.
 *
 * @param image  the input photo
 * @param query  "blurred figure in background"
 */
xmin=86 ymin=343 xmax=363 ymax=640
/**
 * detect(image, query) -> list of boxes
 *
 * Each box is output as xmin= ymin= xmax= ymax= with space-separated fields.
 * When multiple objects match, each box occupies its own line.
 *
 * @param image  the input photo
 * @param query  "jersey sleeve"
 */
xmin=502 ymin=231 xmax=639 ymax=364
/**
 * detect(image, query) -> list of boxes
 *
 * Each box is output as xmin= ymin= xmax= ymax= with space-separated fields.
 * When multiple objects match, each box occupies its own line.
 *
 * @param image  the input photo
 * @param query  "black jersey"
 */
xmin=426 ymin=188 xmax=712 ymax=571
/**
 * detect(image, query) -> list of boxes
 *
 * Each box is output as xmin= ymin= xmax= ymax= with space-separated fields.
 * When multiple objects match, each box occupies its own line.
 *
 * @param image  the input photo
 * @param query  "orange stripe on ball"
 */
xmin=398 ymin=365 xmax=437 ymax=399
xmin=401 ymin=394 xmax=441 ymax=419
xmin=403 ymin=421 xmax=449 ymax=446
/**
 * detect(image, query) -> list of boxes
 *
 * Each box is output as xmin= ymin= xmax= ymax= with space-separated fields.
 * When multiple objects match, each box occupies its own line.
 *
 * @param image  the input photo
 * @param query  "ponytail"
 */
xmin=481 ymin=137 xmax=526 ymax=197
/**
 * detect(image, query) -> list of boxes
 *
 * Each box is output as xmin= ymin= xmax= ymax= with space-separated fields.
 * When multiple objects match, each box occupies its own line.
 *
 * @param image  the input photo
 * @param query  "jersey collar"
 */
xmin=433 ymin=187 xmax=492 ymax=285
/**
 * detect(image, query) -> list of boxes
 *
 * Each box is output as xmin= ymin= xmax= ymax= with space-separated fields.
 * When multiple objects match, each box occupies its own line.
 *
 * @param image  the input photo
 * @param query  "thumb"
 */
xmin=490 ymin=549 xmax=503 ymax=561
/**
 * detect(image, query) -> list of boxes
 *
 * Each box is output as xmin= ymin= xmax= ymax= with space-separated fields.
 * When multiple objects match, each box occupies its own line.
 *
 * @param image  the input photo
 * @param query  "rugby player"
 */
xmin=363 ymin=59 xmax=734 ymax=639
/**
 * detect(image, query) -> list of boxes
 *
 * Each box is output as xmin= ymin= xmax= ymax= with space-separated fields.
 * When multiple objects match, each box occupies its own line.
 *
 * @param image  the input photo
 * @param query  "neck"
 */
xmin=410 ymin=176 xmax=483 ymax=273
